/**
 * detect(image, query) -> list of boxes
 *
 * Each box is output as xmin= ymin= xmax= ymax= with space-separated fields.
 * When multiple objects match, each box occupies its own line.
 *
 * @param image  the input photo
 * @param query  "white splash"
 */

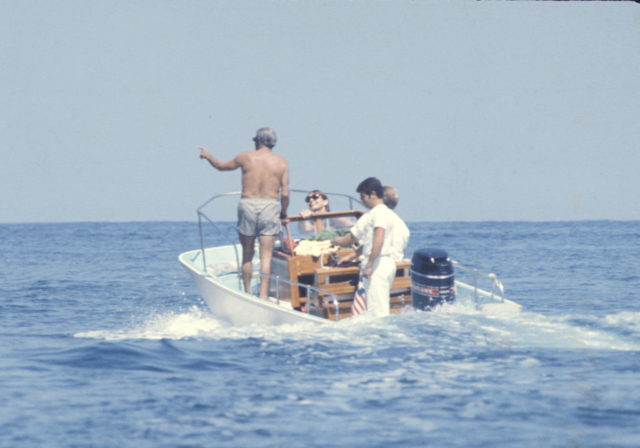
xmin=74 ymin=305 xmax=329 ymax=342
xmin=74 ymin=306 xmax=224 ymax=341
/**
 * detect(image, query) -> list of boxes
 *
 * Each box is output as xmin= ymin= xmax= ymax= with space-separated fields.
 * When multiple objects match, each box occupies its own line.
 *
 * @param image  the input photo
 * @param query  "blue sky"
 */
xmin=2 ymin=1 xmax=639 ymax=223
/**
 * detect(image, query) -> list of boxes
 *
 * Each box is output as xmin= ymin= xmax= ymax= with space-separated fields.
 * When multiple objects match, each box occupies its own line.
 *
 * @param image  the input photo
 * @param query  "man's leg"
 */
xmin=364 ymin=257 xmax=396 ymax=317
xmin=258 ymin=234 xmax=276 ymax=299
xmin=238 ymin=233 xmax=256 ymax=293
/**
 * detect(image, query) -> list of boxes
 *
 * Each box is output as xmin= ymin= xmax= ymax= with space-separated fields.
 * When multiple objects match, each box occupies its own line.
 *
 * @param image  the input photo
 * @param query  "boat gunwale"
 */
xmin=179 ymin=243 xmax=521 ymax=325
xmin=179 ymin=246 xmax=332 ymax=325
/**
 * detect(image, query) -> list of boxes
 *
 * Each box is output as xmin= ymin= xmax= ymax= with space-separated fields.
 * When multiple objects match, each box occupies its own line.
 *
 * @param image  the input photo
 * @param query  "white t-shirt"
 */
xmin=349 ymin=211 xmax=372 ymax=261
xmin=350 ymin=204 xmax=395 ymax=260
xmin=350 ymin=204 xmax=409 ymax=262
xmin=389 ymin=211 xmax=410 ymax=261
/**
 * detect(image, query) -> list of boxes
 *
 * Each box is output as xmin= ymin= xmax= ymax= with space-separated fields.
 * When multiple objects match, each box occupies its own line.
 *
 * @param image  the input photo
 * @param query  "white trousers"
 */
xmin=363 ymin=256 xmax=396 ymax=318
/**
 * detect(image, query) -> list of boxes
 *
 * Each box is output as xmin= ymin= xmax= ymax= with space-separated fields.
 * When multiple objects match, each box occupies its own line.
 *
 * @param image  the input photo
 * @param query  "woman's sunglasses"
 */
xmin=305 ymin=193 xmax=322 ymax=203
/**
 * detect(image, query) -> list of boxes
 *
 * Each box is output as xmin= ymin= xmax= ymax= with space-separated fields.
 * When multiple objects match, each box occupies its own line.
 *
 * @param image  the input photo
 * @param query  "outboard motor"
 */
xmin=411 ymin=248 xmax=455 ymax=310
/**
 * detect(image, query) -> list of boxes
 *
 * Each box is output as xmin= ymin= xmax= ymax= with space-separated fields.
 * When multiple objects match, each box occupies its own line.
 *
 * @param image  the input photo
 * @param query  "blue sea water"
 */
xmin=1 ymin=221 xmax=639 ymax=447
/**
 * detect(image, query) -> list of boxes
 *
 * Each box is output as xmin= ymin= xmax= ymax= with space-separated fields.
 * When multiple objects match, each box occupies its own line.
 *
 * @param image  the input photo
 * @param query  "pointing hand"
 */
xmin=198 ymin=146 xmax=210 ymax=160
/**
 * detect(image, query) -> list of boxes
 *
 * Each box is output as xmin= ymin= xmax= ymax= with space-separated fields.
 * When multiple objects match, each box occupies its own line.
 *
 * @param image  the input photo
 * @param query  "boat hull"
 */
xmin=179 ymin=244 xmax=521 ymax=326
xmin=179 ymin=245 xmax=327 ymax=326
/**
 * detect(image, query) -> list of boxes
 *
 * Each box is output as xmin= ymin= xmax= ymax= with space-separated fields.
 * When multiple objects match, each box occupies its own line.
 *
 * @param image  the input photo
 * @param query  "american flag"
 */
xmin=351 ymin=277 xmax=366 ymax=316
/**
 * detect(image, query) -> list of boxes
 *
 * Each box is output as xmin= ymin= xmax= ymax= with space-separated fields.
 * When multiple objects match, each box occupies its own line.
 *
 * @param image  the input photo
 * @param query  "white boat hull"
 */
xmin=180 ymin=245 xmax=328 ymax=326
xmin=179 ymin=243 xmax=521 ymax=326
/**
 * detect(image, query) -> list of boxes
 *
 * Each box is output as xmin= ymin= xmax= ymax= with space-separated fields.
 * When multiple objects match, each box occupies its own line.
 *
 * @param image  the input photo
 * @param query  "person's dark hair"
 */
xmin=356 ymin=177 xmax=383 ymax=198
xmin=253 ymin=127 xmax=277 ymax=148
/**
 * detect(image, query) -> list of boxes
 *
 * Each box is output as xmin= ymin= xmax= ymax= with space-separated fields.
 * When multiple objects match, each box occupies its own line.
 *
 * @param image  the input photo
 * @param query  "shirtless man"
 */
xmin=199 ymin=127 xmax=289 ymax=300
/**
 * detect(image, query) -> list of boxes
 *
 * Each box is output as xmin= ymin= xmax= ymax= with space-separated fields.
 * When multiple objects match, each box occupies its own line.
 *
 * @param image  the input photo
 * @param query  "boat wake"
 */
xmin=75 ymin=303 xmax=640 ymax=352
xmin=425 ymin=303 xmax=640 ymax=351
xmin=74 ymin=305 xmax=324 ymax=342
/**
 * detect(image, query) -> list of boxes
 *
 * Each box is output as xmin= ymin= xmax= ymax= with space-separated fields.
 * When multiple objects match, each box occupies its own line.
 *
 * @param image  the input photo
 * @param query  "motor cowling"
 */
xmin=411 ymin=248 xmax=455 ymax=310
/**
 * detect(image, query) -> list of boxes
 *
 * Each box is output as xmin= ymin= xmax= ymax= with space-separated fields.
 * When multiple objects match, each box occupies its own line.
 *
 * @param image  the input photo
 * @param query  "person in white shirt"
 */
xmin=337 ymin=185 xmax=409 ymax=264
xmin=382 ymin=185 xmax=410 ymax=261
xmin=331 ymin=177 xmax=409 ymax=317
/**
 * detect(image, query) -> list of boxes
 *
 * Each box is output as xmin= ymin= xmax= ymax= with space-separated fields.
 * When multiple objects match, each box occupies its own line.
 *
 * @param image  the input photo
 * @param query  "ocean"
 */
xmin=1 ymin=221 xmax=639 ymax=447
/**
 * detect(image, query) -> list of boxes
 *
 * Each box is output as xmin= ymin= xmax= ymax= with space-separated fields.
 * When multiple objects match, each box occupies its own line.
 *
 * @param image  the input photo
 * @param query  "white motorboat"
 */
xmin=179 ymin=191 xmax=521 ymax=326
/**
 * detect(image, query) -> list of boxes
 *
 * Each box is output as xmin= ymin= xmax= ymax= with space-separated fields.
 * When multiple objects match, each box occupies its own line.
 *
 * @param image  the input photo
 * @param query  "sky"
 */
xmin=1 ymin=0 xmax=639 ymax=223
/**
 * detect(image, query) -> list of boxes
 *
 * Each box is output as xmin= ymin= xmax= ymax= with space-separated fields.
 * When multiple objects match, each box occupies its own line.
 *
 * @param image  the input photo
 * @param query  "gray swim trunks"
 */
xmin=237 ymin=198 xmax=282 ymax=236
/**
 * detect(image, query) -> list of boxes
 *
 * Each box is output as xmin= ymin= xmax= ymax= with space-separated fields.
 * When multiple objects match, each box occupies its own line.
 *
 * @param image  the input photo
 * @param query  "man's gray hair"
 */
xmin=254 ymin=127 xmax=277 ymax=148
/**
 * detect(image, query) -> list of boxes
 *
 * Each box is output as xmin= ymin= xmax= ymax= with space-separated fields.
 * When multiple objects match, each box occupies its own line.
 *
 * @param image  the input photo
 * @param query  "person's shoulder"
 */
xmin=351 ymin=211 xmax=370 ymax=231
xmin=389 ymin=208 xmax=404 ymax=220
xmin=372 ymin=203 xmax=392 ymax=216
xmin=256 ymin=147 xmax=287 ymax=162
xmin=235 ymin=151 xmax=253 ymax=161
xmin=395 ymin=212 xmax=409 ymax=230
xmin=392 ymin=211 xmax=409 ymax=236
xmin=355 ymin=210 xmax=372 ymax=222
xmin=272 ymin=151 xmax=288 ymax=164
xmin=370 ymin=204 xmax=393 ymax=225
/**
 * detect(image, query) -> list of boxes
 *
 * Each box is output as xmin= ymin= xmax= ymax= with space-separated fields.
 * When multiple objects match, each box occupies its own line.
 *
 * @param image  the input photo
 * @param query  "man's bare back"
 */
xmin=198 ymin=142 xmax=289 ymax=210
xmin=235 ymin=148 xmax=288 ymax=200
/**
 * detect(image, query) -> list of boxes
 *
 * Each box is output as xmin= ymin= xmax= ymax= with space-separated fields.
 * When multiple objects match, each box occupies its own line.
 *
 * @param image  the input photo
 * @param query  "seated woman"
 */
xmin=298 ymin=189 xmax=353 ymax=234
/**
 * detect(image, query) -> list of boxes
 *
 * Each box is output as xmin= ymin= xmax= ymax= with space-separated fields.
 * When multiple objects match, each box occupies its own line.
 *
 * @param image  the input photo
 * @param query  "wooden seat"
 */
xmin=269 ymin=210 xmax=364 ymax=309
xmin=314 ymin=259 xmax=412 ymax=320
xmin=271 ymin=209 xmax=411 ymax=318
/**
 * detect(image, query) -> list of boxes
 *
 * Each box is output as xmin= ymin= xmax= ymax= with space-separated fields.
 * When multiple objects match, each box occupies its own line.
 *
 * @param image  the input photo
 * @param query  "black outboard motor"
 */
xmin=411 ymin=248 xmax=455 ymax=310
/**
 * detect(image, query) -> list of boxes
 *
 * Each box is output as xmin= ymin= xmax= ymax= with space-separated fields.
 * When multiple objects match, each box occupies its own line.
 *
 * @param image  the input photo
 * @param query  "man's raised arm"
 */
xmin=199 ymin=146 xmax=241 ymax=171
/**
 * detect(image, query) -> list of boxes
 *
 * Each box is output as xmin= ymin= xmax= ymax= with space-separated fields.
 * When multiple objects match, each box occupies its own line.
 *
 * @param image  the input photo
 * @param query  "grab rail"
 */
xmin=197 ymin=191 xmax=243 ymax=289
xmin=451 ymin=260 xmax=505 ymax=302
xmin=196 ymin=189 xmax=363 ymax=299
